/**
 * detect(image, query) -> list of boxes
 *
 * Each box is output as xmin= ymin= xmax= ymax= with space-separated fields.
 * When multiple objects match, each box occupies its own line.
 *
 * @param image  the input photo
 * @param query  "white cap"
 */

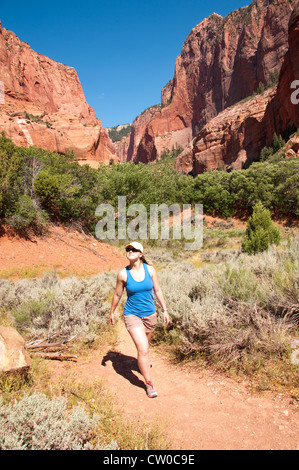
xmin=125 ymin=241 xmax=144 ymax=253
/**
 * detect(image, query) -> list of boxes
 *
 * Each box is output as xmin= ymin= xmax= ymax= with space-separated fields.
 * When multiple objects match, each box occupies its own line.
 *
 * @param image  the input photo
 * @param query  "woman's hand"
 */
xmin=163 ymin=310 xmax=170 ymax=326
xmin=109 ymin=312 xmax=115 ymax=325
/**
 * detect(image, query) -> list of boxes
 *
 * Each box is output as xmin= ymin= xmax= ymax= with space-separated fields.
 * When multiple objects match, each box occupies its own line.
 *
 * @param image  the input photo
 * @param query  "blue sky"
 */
xmin=1 ymin=0 xmax=250 ymax=128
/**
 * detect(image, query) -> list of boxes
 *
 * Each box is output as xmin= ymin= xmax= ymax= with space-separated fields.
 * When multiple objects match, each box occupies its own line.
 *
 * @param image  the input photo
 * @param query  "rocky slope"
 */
xmin=117 ymin=0 xmax=296 ymax=169
xmin=175 ymin=87 xmax=277 ymax=174
xmin=0 ymin=22 xmax=117 ymax=165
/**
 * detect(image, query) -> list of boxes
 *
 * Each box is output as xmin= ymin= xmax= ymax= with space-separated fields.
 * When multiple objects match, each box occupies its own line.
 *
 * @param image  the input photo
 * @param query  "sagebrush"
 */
xmin=0 ymin=393 xmax=100 ymax=450
xmin=152 ymin=237 xmax=298 ymax=369
xmin=0 ymin=269 xmax=116 ymax=344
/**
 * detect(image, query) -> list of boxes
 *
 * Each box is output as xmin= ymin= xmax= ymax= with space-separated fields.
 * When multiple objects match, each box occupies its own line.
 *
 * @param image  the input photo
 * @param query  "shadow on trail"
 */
xmin=101 ymin=351 xmax=145 ymax=390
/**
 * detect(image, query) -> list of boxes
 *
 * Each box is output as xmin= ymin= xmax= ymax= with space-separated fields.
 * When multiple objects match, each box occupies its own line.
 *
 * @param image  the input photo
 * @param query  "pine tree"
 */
xmin=242 ymin=201 xmax=281 ymax=254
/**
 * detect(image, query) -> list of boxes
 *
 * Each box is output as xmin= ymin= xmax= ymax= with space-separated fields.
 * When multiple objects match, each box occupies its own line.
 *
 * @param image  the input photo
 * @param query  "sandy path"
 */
xmin=51 ymin=321 xmax=299 ymax=450
xmin=1 ymin=227 xmax=298 ymax=450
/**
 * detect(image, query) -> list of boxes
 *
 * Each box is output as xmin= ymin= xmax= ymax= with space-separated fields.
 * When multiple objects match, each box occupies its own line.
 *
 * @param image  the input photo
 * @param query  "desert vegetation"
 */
xmin=0 ymin=231 xmax=298 ymax=444
xmin=0 ymin=233 xmax=298 ymax=448
xmin=153 ymin=236 xmax=298 ymax=384
xmin=0 ymin=133 xmax=298 ymax=449
xmin=0 ymin=375 xmax=169 ymax=450
xmin=0 ymin=269 xmax=171 ymax=450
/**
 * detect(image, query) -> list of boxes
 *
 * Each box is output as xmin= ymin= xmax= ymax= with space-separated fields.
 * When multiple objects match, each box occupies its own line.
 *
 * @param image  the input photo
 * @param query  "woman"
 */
xmin=109 ymin=241 xmax=170 ymax=398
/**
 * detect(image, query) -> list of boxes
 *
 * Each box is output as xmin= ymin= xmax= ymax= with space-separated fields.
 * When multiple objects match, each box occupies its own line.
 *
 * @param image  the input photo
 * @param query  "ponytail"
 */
xmin=140 ymin=254 xmax=150 ymax=265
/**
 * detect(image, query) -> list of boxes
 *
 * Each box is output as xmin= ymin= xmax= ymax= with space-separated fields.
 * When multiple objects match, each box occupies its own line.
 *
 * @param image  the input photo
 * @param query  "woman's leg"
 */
xmin=128 ymin=326 xmax=151 ymax=383
xmin=146 ymin=330 xmax=154 ymax=343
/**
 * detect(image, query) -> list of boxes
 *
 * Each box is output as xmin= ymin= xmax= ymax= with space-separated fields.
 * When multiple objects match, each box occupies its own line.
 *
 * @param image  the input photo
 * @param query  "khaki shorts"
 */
xmin=124 ymin=312 xmax=157 ymax=334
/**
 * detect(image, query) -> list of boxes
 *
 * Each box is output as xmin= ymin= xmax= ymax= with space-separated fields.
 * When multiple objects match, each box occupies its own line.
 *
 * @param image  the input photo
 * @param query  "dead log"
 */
xmin=26 ymin=335 xmax=77 ymax=351
xmin=31 ymin=352 xmax=78 ymax=361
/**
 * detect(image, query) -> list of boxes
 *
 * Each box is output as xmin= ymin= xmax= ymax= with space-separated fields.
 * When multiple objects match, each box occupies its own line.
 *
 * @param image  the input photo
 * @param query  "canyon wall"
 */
xmin=264 ymin=4 xmax=299 ymax=136
xmin=175 ymin=3 xmax=299 ymax=175
xmin=0 ymin=23 xmax=116 ymax=165
xmin=116 ymin=0 xmax=296 ymax=170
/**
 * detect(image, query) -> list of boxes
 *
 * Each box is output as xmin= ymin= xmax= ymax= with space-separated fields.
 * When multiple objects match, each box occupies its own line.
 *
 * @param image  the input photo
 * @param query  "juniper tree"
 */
xmin=241 ymin=201 xmax=281 ymax=254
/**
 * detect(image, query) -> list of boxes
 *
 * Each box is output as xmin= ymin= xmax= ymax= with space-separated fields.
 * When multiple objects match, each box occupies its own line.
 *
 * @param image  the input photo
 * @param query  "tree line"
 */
xmin=0 ymin=132 xmax=297 ymax=238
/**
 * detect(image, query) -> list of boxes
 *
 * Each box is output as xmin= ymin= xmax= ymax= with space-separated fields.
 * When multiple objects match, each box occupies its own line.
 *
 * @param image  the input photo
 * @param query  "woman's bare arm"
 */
xmin=109 ymin=269 xmax=126 ymax=325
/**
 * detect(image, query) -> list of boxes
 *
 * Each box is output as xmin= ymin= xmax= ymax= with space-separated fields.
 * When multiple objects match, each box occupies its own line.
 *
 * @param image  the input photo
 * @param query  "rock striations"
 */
xmin=0 ymin=22 xmax=116 ymax=165
xmin=113 ymin=0 xmax=298 ymax=174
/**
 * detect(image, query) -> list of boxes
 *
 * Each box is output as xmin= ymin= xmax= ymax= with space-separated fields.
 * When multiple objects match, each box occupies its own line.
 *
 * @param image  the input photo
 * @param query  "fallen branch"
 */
xmin=78 ymin=243 xmax=107 ymax=261
xmin=29 ymin=345 xmax=69 ymax=353
xmin=27 ymin=343 xmax=69 ymax=351
xmin=26 ymin=335 xmax=77 ymax=351
xmin=31 ymin=352 xmax=78 ymax=361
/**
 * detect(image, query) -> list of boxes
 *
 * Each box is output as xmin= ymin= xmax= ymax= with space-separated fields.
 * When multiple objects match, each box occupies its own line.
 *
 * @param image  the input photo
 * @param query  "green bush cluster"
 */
xmin=260 ymin=133 xmax=286 ymax=162
xmin=0 ymin=132 xmax=298 ymax=238
xmin=24 ymin=112 xmax=53 ymax=129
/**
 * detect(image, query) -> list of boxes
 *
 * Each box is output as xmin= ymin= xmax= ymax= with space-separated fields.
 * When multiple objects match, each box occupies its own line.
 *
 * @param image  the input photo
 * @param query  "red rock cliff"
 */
xmin=126 ymin=0 xmax=294 ymax=166
xmin=0 ymin=23 xmax=116 ymax=165
xmin=264 ymin=4 xmax=299 ymax=137
xmin=175 ymin=3 xmax=299 ymax=175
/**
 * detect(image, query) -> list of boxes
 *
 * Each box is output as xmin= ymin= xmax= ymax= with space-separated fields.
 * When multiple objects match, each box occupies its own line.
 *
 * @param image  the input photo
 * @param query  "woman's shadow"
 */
xmin=101 ymin=351 xmax=145 ymax=390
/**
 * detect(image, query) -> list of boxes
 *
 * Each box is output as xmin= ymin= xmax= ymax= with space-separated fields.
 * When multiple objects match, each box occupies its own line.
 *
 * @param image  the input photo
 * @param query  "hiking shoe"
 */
xmin=146 ymin=381 xmax=158 ymax=398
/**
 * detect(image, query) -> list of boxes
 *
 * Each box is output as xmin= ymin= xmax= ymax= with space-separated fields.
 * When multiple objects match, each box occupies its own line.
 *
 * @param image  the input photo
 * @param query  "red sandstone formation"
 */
xmin=113 ymin=135 xmax=131 ymax=163
xmin=127 ymin=105 xmax=162 ymax=163
xmin=175 ymin=3 xmax=299 ymax=176
xmin=264 ymin=4 xmax=299 ymax=140
xmin=0 ymin=23 xmax=116 ymax=165
xmin=123 ymin=0 xmax=294 ymax=168
xmin=128 ymin=57 xmax=193 ymax=164
xmin=175 ymin=88 xmax=277 ymax=175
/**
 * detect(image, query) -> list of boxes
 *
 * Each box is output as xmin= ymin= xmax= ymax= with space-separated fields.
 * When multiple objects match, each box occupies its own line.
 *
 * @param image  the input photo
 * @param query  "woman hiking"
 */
xmin=109 ymin=241 xmax=170 ymax=398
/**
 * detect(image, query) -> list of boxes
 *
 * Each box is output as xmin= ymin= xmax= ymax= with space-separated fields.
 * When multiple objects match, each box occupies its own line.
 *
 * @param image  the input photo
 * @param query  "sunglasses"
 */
xmin=126 ymin=247 xmax=141 ymax=253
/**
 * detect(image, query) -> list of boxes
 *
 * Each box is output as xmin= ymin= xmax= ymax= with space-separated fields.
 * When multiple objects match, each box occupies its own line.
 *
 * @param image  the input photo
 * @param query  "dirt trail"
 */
xmin=1 ymin=227 xmax=298 ymax=450
xmin=51 ymin=320 xmax=298 ymax=450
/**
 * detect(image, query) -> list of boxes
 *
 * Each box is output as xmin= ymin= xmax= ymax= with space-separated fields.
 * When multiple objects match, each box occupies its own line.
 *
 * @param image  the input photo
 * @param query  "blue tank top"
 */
xmin=124 ymin=263 xmax=156 ymax=317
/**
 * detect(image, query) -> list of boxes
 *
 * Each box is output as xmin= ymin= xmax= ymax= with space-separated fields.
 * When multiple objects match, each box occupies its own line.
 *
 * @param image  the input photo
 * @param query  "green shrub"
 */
xmin=108 ymin=125 xmax=132 ymax=143
xmin=242 ymin=202 xmax=281 ymax=254
xmin=6 ymin=195 xmax=48 ymax=236
xmin=0 ymin=133 xmax=298 ymax=236
xmin=196 ymin=301 xmax=293 ymax=368
xmin=260 ymin=133 xmax=285 ymax=162
xmin=33 ymin=171 xmax=60 ymax=208
xmin=152 ymin=237 xmax=298 ymax=374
